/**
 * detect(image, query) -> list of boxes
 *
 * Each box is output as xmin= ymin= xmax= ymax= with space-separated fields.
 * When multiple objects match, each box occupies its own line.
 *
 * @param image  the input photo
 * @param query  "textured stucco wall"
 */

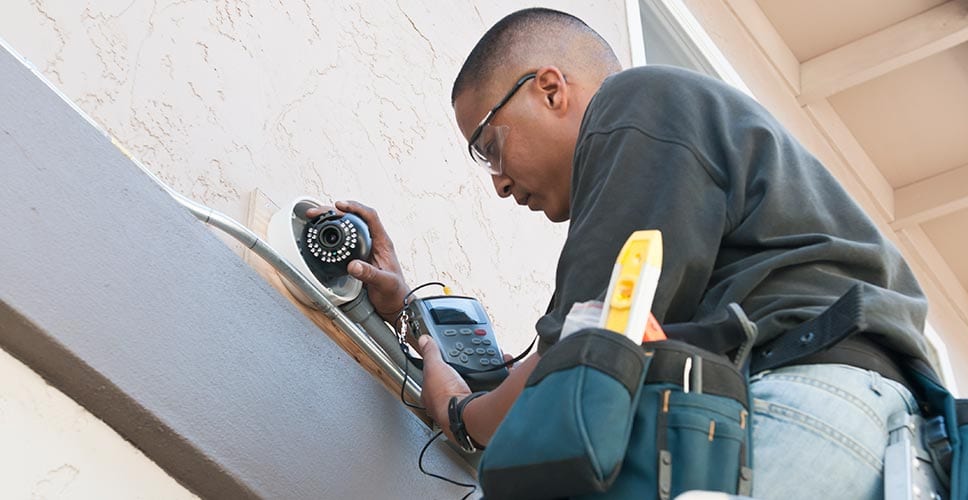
xmin=0 ymin=0 xmax=631 ymax=496
xmin=0 ymin=0 xmax=631 ymax=357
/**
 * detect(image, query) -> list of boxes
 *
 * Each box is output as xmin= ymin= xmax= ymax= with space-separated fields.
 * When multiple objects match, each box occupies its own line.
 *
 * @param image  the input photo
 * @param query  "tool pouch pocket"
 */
xmin=478 ymin=328 xmax=648 ymax=500
xmin=957 ymin=400 xmax=967 ymax=498
xmin=904 ymin=359 xmax=966 ymax=499
xmin=599 ymin=340 xmax=752 ymax=499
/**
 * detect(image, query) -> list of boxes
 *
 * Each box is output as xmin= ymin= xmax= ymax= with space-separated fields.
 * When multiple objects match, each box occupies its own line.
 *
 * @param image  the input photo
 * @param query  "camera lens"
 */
xmin=301 ymin=210 xmax=371 ymax=279
xmin=319 ymin=226 xmax=343 ymax=248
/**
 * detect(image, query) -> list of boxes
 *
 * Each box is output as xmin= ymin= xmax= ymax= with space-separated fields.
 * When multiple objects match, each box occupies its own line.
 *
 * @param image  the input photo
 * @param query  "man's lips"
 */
xmin=515 ymin=193 xmax=530 ymax=206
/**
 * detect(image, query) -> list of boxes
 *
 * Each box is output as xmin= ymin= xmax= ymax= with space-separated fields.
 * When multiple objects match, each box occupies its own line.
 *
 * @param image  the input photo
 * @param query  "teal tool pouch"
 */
xmin=478 ymin=328 xmax=647 ymax=499
xmin=904 ymin=358 xmax=966 ymax=499
xmin=478 ymin=328 xmax=753 ymax=499
xmin=603 ymin=339 xmax=752 ymax=500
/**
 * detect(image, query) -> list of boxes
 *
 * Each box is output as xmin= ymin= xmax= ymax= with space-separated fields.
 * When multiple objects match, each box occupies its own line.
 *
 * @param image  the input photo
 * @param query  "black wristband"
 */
xmin=448 ymin=391 xmax=488 ymax=453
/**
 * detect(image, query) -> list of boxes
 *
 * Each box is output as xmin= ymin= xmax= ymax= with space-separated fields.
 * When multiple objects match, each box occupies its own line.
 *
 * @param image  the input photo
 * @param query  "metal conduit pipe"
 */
xmin=162 ymin=186 xmax=423 ymax=403
xmin=341 ymin=290 xmax=424 ymax=386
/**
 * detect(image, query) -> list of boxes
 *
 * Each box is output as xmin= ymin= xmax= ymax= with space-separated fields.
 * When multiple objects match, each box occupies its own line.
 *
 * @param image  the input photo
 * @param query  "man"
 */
xmin=330 ymin=8 xmax=935 ymax=499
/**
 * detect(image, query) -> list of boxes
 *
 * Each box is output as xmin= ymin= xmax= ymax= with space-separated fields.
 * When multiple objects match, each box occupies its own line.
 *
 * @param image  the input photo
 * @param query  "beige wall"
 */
xmin=1 ymin=0 xmax=630 ymax=356
xmin=0 ymin=1 xmax=632 ymax=494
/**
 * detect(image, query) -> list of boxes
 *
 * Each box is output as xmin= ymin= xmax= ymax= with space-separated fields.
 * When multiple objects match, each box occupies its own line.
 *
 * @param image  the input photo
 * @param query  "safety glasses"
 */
xmin=467 ymin=73 xmax=536 ymax=175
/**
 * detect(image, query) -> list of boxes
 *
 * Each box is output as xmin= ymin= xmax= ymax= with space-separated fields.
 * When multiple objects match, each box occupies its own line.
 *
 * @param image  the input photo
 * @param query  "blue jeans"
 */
xmin=750 ymin=363 xmax=918 ymax=500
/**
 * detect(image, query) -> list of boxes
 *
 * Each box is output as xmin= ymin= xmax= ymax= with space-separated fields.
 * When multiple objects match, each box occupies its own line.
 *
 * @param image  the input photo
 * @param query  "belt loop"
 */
xmin=750 ymin=369 xmax=770 ymax=383
xmin=869 ymin=370 xmax=883 ymax=396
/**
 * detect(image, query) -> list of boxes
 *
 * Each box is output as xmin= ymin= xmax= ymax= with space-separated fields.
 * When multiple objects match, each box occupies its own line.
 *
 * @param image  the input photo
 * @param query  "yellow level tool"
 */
xmin=600 ymin=230 xmax=665 ymax=343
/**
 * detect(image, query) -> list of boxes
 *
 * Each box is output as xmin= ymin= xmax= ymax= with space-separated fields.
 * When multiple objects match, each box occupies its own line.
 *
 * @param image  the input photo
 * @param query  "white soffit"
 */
xmin=756 ymin=0 xmax=947 ymax=61
xmin=827 ymin=43 xmax=968 ymax=187
xmin=921 ymin=208 xmax=968 ymax=293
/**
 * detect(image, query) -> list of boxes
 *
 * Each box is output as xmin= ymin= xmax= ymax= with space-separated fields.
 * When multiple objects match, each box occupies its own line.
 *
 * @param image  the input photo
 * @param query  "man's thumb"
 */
xmin=417 ymin=335 xmax=438 ymax=360
xmin=347 ymin=260 xmax=373 ymax=282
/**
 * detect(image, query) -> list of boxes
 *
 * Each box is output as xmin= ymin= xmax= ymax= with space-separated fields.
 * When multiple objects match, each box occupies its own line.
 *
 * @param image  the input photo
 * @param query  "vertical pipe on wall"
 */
xmin=626 ymin=0 xmax=648 ymax=66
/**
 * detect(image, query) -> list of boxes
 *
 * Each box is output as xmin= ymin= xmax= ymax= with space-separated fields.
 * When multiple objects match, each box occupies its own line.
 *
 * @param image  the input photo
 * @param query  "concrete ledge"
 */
xmin=0 ymin=303 xmax=252 ymax=497
xmin=0 ymin=43 xmax=471 ymax=499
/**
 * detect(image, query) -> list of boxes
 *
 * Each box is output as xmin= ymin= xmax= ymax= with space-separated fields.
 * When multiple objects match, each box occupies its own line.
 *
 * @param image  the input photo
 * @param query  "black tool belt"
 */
xmin=794 ymin=334 xmax=910 ymax=388
xmin=646 ymin=340 xmax=749 ymax=405
xmin=749 ymin=284 xmax=912 ymax=392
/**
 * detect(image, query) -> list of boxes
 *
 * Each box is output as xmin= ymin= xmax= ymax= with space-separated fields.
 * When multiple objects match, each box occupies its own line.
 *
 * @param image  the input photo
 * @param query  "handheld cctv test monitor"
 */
xmin=405 ymin=295 xmax=508 ymax=391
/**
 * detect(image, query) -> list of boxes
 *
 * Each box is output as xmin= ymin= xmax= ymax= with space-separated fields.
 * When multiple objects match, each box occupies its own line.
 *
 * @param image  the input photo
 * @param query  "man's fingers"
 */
xmin=335 ymin=199 xmax=370 ymax=216
xmin=417 ymin=335 xmax=453 ymax=384
xmin=347 ymin=260 xmax=405 ymax=305
xmin=347 ymin=260 xmax=388 ymax=287
xmin=417 ymin=335 xmax=441 ymax=364
xmin=416 ymin=335 xmax=449 ymax=425
xmin=336 ymin=200 xmax=391 ymax=243
xmin=418 ymin=335 xmax=449 ymax=384
xmin=502 ymin=353 xmax=515 ymax=371
xmin=305 ymin=205 xmax=342 ymax=219
xmin=416 ymin=334 xmax=473 ymax=429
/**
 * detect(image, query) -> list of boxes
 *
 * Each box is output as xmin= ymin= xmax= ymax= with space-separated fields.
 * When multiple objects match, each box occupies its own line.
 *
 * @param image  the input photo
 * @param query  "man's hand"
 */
xmin=418 ymin=334 xmax=541 ymax=447
xmin=306 ymin=200 xmax=409 ymax=322
xmin=417 ymin=334 xmax=471 ymax=441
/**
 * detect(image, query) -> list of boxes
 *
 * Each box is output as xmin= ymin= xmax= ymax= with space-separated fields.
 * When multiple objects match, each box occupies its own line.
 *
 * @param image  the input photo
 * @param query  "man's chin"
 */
xmin=544 ymin=209 xmax=570 ymax=223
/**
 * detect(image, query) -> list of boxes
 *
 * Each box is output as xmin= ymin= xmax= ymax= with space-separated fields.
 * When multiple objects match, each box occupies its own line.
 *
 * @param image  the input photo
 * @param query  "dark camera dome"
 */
xmin=300 ymin=210 xmax=371 ymax=279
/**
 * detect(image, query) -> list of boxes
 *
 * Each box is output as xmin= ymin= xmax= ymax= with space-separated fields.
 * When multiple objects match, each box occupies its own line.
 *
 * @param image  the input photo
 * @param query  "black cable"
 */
xmin=396 ymin=280 xmax=481 ymax=498
xmin=419 ymin=431 xmax=478 ymax=500
xmin=395 ymin=281 xmax=453 ymax=408
xmin=474 ymin=333 xmax=538 ymax=373
xmin=403 ymin=281 xmax=446 ymax=305
xmin=403 ymin=335 xmax=479 ymax=499
xmin=399 ymin=341 xmax=425 ymax=410
xmin=395 ymin=281 xmax=449 ymax=410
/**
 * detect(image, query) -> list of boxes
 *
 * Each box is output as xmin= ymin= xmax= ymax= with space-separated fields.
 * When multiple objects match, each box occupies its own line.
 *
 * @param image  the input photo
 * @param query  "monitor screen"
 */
xmin=427 ymin=297 xmax=485 ymax=325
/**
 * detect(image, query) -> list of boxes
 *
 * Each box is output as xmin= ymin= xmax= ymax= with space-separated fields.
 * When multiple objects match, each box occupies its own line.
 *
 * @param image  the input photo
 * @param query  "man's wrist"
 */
xmin=378 ymin=283 xmax=411 ymax=319
xmin=447 ymin=391 xmax=488 ymax=453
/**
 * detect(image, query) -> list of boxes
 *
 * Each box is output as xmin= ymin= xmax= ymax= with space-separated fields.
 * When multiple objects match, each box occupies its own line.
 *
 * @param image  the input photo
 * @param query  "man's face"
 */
xmin=454 ymin=71 xmax=575 ymax=223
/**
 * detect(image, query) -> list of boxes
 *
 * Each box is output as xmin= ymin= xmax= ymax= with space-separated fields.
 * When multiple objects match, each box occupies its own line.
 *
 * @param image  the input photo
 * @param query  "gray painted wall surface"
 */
xmin=0 ymin=46 xmax=472 ymax=499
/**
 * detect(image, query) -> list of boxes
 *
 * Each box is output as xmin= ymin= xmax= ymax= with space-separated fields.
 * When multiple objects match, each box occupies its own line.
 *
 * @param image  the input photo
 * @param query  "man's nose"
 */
xmin=491 ymin=174 xmax=512 ymax=198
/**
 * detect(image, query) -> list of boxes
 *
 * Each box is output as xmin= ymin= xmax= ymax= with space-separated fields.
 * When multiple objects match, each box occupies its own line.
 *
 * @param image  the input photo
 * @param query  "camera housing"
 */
xmin=266 ymin=196 xmax=371 ymax=306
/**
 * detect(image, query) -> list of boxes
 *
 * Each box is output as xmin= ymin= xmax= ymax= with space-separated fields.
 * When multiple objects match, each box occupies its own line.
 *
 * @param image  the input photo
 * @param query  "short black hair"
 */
xmin=451 ymin=8 xmax=619 ymax=104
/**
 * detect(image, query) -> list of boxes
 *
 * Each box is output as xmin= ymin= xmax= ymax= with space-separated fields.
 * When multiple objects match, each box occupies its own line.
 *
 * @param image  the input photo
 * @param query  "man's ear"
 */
xmin=534 ymin=66 xmax=568 ymax=115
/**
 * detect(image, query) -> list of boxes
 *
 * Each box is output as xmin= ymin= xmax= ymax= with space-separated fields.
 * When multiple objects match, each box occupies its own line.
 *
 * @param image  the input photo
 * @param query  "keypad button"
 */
xmin=482 ymin=339 xmax=492 ymax=346
xmin=474 ymin=328 xmax=487 ymax=336
xmin=454 ymin=342 xmax=464 ymax=350
xmin=476 ymin=348 xmax=486 ymax=355
xmin=491 ymin=358 xmax=502 ymax=365
xmin=449 ymin=349 xmax=460 ymax=357
xmin=459 ymin=354 xmax=469 ymax=363
xmin=486 ymin=348 xmax=496 ymax=356
xmin=463 ymin=347 xmax=475 ymax=355
xmin=480 ymin=358 xmax=490 ymax=366
xmin=460 ymin=328 xmax=473 ymax=335
xmin=471 ymin=338 xmax=482 ymax=345
xmin=443 ymin=329 xmax=457 ymax=336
